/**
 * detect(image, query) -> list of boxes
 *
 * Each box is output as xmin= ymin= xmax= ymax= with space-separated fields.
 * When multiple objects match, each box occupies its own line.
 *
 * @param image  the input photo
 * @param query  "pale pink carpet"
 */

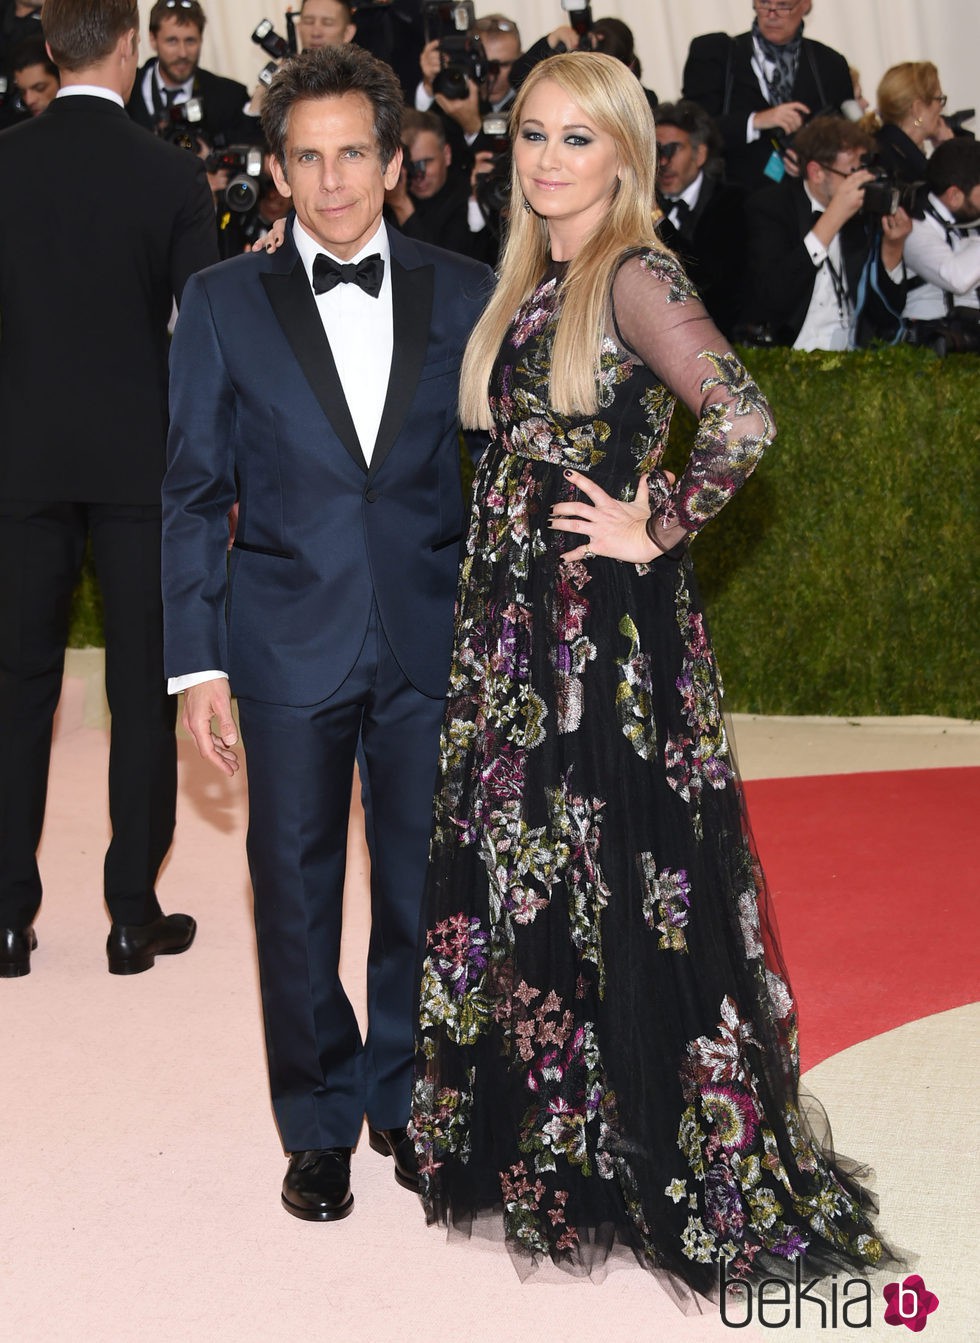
xmin=1 ymin=675 xmax=976 ymax=1343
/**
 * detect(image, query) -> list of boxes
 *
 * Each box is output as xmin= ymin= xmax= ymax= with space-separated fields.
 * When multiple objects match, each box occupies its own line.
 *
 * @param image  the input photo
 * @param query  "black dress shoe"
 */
xmin=282 ymin=1148 xmax=354 ymax=1221
xmin=367 ymin=1125 xmax=419 ymax=1191
xmin=106 ymin=913 xmax=196 ymax=975
xmin=0 ymin=927 xmax=37 ymax=979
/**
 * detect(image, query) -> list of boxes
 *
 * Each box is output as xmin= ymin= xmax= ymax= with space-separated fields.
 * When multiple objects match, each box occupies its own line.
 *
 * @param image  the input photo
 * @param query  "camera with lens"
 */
xmin=206 ymin=144 xmax=264 ymax=213
xmin=251 ymin=17 xmax=295 ymax=61
xmin=560 ymin=0 xmax=593 ymax=44
xmin=423 ymin=1 xmax=488 ymax=102
xmin=861 ymin=161 xmax=927 ymax=218
xmin=474 ymin=114 xmax=512 ymax=232
xmin=159 ymin=97 xmax=206 ymax=152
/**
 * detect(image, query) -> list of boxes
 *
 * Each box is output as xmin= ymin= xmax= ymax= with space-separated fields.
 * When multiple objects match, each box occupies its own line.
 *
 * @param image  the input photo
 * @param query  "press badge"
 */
xmin=763 ymin=148 xmax=786 ymax=183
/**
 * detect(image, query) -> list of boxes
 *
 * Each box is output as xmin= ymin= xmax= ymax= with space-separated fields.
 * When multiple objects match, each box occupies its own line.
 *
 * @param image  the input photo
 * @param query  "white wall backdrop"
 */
xmin=149 ymin=2 xmax=978 ymax=127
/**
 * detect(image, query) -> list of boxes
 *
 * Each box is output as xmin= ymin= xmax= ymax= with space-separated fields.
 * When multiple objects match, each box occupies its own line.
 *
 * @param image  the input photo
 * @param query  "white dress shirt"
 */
xmin=290 ymin=215 xmax=394 ymax=463
xmin=140 ymin=61 xmax=194 ymax=117
xmin=169 ymin=218 xmax=395 ymax=695
xmin=56 ymin=86 xmax=125 ymax=108
xmin=664 ymin=172 xmax=704 ymax=231
xmin=903 ymin=194 xmax=980 ymax=320
xmin=794 ymin=186 xmax=851 ymax=351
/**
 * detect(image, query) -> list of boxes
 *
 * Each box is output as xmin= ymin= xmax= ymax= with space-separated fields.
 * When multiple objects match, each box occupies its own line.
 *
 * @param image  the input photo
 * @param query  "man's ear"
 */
xmin=270 ymin=155 xmax=292 ymax=198
xmin=694 ymin=142 xmax=709 ymax=171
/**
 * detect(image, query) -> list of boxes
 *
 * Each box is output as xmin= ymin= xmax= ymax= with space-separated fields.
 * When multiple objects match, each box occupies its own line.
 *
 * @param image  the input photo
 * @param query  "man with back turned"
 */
xmin=0 ymin=0 xmax=218 ymax=978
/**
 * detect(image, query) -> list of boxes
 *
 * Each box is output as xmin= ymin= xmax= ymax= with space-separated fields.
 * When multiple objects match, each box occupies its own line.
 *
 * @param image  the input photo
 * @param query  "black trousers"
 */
xmin=238 ymin=602 xmax=445 ymax=1152
xmin=0 ymin=500 xmax=177 ymax=929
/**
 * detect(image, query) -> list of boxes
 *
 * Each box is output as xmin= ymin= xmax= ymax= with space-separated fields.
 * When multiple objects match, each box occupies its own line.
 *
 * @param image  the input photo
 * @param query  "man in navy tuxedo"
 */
xmin=162 ymin=43 xmax=492 ymax=1221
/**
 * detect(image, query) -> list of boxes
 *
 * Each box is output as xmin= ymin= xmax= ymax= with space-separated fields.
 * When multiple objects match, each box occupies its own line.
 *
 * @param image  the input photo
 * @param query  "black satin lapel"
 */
xmin=260 ymin=261 xmax=367 ymax=473
xmin=367 ymin=260 xmax=434 ymax=481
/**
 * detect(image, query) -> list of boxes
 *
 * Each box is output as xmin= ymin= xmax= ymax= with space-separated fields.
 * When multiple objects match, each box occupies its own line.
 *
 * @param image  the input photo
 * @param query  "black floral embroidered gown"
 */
xmin=411 ymin=250 xmax=891 ymax=1297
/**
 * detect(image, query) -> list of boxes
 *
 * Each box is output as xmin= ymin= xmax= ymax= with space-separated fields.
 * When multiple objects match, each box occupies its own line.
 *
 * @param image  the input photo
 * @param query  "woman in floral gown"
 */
xmin=411 ymin=52 xmax=894 ymax=1300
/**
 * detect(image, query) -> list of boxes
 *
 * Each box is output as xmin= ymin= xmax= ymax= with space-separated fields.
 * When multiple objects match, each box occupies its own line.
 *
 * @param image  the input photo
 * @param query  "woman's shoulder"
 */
xmin=613 ymin=246 xmax=700 ymax=303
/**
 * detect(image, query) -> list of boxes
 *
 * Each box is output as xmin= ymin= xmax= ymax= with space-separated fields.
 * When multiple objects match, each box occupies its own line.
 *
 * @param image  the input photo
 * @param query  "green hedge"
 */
xmin=68 ymin=346 xmax=979 ymax=717
xmin=663 ymin=346 xmax=978 ymax=717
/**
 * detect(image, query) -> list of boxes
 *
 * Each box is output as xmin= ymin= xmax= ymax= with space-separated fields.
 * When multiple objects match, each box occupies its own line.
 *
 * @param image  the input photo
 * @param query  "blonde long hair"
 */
xmin=458 ymin=52 xmax=667 ymax=429
xmin=876 ymin=61 xmax=941 ymax=128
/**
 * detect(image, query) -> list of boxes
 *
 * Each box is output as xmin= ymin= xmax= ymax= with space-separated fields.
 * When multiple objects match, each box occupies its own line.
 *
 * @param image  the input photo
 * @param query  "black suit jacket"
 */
xmin=683 ymin=31 xmax=853 ymax=190
xmin=658 ymin=176 xmax=748 ymax=339
xmin=0 ymin=94 xmax=218 ymax=503
xmin=743 ymin=178 xmax=906 ymax=347
xmin=127 ymin=60 xmax=259 ymax=146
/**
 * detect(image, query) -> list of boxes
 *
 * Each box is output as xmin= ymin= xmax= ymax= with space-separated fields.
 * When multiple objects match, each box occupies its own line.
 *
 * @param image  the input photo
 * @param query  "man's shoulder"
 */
xmin=197 ymin=66 xmax=249 ymax=102
xmin=685 ymin=31 xmax=736 ymax=61
xmin=801 ymin=36 xmax=850 ymax=71
xmin=393 ymin=231 xmax=492 ymax=283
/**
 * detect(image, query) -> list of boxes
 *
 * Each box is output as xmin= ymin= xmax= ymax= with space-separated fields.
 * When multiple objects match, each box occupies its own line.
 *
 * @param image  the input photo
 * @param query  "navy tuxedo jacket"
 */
xmin=162 ymin=225 xmax=493 ymax=706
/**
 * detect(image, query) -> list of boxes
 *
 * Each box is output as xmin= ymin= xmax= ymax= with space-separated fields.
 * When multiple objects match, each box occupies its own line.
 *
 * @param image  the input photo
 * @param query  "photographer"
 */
xmin=654 ymin=100 xmax=747 ymax=340
xmin=743 ymin=115 xmax=910 ymax=349
xmin=903 ymin=138 xmax=980 ymax=339
xmin=4 ymin=33 xmax=58 ymax=123
xmin=682 ymin=2 xmax=854 ymax=194
xmin=248 ymin=2 xmax=356 ymax=120
xmin=508 ymin=13 xmax=656 ymax=111
xmin=385 ymin=108 xmax=484 ymax=258
xmin=416 ymin=10 xmax=521 ymax=169
xmin=0 ymin=1 xmax=42 ymax=80
xmin=127 ymin=1 xmax=258 ymax=147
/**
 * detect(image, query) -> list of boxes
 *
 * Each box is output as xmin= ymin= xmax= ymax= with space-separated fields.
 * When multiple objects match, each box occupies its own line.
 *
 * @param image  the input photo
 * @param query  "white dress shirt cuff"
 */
xmin=467 ymin=197 xmax=487 ymax=232
xmin=168 ymin=670 xmax=229 ymax=695
xmin=747 ymin=114 xmax=762 ymax=144
xmin=415 ymin=81 xmax=434 ymax=111
xmin=804 ymin=230 xmax=828 ymax=266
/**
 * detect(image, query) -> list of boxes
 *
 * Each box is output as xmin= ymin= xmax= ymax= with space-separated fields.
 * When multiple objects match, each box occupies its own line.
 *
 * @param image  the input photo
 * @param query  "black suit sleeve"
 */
xmin=682 ymin=33 xmax=753 ymax=157
xmin=170 ymin=159 xmax=221 ymax=304
xmin=743 ymin=186 xmax=817 ymax=340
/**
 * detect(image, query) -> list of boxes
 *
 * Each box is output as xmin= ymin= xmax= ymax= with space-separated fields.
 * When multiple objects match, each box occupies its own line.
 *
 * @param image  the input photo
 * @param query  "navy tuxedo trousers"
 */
xmin=237 ymin=601 xmax=445 ymax=1152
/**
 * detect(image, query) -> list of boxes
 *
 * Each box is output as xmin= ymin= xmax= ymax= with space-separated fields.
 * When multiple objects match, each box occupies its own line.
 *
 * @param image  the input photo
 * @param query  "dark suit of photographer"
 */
xmin=682 ymin=2 xmax=853 ymax=193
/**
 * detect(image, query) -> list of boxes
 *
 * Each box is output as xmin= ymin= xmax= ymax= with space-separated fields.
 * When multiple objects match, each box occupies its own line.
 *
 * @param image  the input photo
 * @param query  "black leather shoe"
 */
xmin=0 ymin=927 xmax=37 ymax=978
xmin=282 ymin=1148 xmax=354 ymax=1221
xmin=106 ymin=913 xmax=196 ymax=975
xmin=367 ymin=1125 xmax=419 ymax=1191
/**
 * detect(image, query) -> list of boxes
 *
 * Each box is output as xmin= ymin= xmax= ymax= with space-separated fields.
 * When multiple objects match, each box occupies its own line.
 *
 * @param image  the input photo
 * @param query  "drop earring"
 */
xmin=523 ymin=199 xmax=532 ymax=213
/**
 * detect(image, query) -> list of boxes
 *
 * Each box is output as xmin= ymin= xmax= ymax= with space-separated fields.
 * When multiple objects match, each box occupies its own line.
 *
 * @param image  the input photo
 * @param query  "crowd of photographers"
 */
xmin=2 ymin=0 xmax=978 ymax=352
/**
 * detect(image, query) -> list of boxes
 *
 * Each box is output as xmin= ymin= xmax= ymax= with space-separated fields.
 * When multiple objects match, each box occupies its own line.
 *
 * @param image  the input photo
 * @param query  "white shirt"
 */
xmin=794 ymin=186 xmax=852 ymax=351
xmin=56 ymin=86 xmax=125 ymax=108
xmin=169 ymin=217 xmax=395 ymax=695
xmin=664 ymin=172 xmax=704 ymax=231
xmin=290 ymin=215 xmax=394 ymax=465
xmin=140 ymin=60 xmax=194 ymax=117
xmin=903 ymin=194 xmax=980 ymax=320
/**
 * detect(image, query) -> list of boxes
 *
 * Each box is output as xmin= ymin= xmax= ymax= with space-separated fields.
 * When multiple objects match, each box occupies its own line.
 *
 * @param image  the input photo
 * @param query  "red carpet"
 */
xmin=744 ymin=767 xmax=980 ymax=1069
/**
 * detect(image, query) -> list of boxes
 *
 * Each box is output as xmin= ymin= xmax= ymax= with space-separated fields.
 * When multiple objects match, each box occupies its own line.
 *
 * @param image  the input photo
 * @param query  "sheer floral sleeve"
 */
xmin=610 ymin=250 xmax=775 ymax=553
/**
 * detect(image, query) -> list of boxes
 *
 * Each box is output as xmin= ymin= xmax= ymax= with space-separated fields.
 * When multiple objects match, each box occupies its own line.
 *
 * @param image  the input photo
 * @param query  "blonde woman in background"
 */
xmin=871 ymin=61 xmax=955 ymax=185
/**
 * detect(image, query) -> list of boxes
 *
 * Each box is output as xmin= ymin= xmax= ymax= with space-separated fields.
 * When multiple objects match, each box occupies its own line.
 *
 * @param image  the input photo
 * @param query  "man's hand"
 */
xmin=183 ymin=679 xmax=240 ymax=776
xmin=880 ymin=205 xmax=912 ymax=270
xmin=435 ymin=77 xmax=482 ymax=136
xmin=470 ymin=149 xmax=495 ymax=200
xmin=419 ymin=38 xmax=441 ymax=97
xmin=753 ymin=102 xmax=810 ymax=137
xmin=814 ymin=168 xmax=873 ymax=245
xmin=547 ymin=25 xmax=581 ymax=51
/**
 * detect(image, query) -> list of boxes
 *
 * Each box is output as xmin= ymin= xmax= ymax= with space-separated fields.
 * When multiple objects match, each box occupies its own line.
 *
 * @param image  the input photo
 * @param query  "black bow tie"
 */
xmin=312 ymin=252 xmax=385 ymax=299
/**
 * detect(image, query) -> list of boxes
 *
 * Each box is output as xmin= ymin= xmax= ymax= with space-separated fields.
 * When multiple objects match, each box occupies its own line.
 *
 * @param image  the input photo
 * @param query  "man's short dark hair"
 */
xmin=927 ymin=138 xmax=980 ymax=197
xmin=401 ymin=108 xmax=445 ymax=147
xmin=12 ymin=35 xmax=59 ymax=80
xmin=149 ymin=0 xmax=206 ymax=36
xmin=793 ymin=115 xmax=873 ymax=174
xmin=301 ymin=0 xmax=353 ymax=16
xmin=655 ymin=100 xmax=722 ymax=160
xmin=41 ymin=0 xmax=138 ymax=71
xmin=261 ymin=45 xmax=405 ymax=174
